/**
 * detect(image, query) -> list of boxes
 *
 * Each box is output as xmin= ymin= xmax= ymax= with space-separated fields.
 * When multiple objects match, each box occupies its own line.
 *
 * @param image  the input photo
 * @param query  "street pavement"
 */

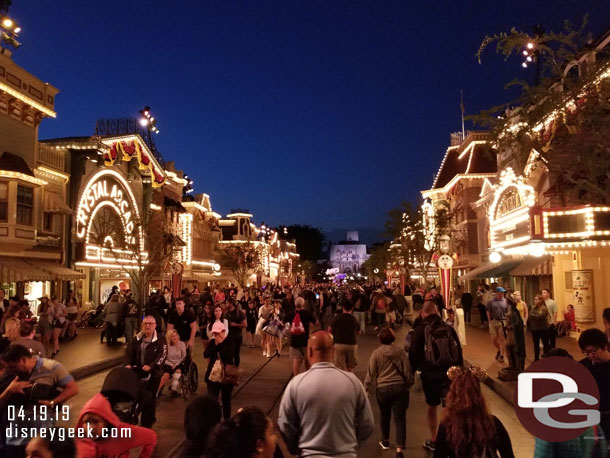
xmin=58 ymin=318 xmax=534 ymax=457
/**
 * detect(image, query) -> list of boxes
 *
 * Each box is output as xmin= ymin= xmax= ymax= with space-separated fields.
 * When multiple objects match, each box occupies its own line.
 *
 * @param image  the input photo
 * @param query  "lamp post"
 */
xmin=521 ymin=24 xmax=544 ymax=86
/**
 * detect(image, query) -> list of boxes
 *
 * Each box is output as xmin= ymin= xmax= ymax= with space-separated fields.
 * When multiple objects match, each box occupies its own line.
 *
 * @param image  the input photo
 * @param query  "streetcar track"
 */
xmin=162 ymin=350 xmax=291 ymax=458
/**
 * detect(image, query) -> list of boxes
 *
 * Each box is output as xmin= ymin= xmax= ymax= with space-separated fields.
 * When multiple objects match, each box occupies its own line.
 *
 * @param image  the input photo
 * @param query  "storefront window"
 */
xmin=17 ymin=185 xmax=33 ymax=225
xmin=0 ymin=182 xmax=7 ymax=222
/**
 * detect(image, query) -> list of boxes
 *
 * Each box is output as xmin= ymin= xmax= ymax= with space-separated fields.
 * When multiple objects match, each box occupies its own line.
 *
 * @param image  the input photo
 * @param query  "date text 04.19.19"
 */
xmin=7 ymin=404 xmax=69 ymax=422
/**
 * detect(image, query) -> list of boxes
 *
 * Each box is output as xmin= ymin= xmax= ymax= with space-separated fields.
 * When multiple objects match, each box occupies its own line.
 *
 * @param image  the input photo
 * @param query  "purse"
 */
xmin=263 ymin=319 xmax=284 ymax=337
xmin=208 ymin=359 xmax=224 ymax=383
xmin=223 ymin=364 xmax=241 ymax=385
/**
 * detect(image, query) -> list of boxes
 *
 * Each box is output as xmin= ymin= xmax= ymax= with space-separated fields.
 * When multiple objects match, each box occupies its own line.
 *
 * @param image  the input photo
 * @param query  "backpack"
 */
xmin=290 ymin=311 xmax=306 ymax=335
xmin=424 ymin=319 xmax=460 ymax=368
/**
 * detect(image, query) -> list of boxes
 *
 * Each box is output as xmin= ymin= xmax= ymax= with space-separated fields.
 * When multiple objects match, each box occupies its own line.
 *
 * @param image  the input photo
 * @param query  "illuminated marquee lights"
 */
xmin=488 ymin=168 xmax=536 ymax=249
xmin=180 ymin=212 xmax=193 ymax=266
xmin=0 ymin=170 xmax=47 ymax=185
xmin=75 ymin=169 xmax=144 ymax=252
xmin=36 ymin=166 xmax=69 ymax=183
xmin=542 ymin=206 xmax=610 ymax=239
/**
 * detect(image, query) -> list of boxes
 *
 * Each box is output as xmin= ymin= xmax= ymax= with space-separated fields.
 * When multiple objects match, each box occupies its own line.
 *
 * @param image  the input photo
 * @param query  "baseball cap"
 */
xmin=211 ymin=322 xmax=226 ymax=334
xmin=496 ymin=287 xmax=506 ymax=293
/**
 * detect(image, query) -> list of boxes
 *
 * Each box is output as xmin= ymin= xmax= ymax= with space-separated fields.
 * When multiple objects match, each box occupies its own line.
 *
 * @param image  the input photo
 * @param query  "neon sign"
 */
xmin=75 ymin=170 xmax=142 ymax=249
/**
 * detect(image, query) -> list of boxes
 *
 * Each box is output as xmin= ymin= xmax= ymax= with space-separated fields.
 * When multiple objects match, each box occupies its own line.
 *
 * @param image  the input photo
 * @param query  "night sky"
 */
xmin=8 ymin=1 xmax=610 ymax=237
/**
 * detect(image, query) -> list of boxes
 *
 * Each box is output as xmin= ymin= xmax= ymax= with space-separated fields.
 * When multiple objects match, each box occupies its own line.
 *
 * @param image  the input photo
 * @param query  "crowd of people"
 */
xmin=0 ymin=278 xmax=608 ymax=457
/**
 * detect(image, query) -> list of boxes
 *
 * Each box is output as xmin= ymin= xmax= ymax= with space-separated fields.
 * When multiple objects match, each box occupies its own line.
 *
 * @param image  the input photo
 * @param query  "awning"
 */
xmin=31 ymin=261 xmax=85 ymax=280
xmin=0 ymin=258 xmax=54 ymax=282
xmin=510 ymin=256 xmax=552 ymax=277
xmin=476 ymin=260 xmax=522 ymax=279
xmin=458 ymin=262 xmax=495 ymax=282
xmin=43 ymin=191 xmax=72 ymax=215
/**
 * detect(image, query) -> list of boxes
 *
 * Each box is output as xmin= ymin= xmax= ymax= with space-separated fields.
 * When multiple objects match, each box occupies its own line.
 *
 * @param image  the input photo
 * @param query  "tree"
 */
xmin=286 ymin=225 xmax=325 ymax=261
xmin=219 ymin=241 xmax=263 ymax=288
xmin=473 ymin=17 xmax=610 ymax=205
xmin=362 ymin=242 xmax=390 ymax=280
xmin=90 ymin=194 xmax=180 ymax=318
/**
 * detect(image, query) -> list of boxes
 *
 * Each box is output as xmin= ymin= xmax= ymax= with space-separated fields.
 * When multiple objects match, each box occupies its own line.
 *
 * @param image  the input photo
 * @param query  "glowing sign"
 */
xmin=75 ymin=170 xmax=142 ymax=249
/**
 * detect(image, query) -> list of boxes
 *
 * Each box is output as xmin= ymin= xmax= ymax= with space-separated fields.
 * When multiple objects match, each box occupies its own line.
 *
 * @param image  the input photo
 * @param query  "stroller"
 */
xmin=101 ymin=367 xmax=142 ymax=425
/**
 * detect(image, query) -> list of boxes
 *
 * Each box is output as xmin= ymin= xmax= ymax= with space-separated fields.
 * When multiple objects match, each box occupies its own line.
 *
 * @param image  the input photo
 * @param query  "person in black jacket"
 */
xmin=126 ymin=315 xmax=167 ymax=427
xmin=409 ymin=301 xmax=463 ymax=453
xmin=204 ymin=321 xmax=235 ymax=419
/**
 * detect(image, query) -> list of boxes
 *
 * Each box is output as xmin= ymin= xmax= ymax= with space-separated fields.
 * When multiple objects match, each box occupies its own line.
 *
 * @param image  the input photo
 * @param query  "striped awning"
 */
xmin=0 ymin=258 xmax=54 ymax=282
xmin=458 ymin=262 xmax=495 ymax=282
xmin=510 ymin=256 xmax=552 ymax=277
xmin=43 ymin=191 xmax=72 ymax=215
xmin=32 ymin=261 xmax=85 ymax=280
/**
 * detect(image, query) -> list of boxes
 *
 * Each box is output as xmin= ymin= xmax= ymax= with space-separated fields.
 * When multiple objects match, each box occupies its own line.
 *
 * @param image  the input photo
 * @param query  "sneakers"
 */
xmin=379 ymin=440 xmax=390 ymax=450
xmin=423 ymin=439 xmax=436 ymax=451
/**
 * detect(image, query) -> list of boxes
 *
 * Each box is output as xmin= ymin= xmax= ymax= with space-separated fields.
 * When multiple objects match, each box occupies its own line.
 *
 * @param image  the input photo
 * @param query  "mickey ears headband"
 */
xmin=447 ymin=365 xmax=488 ymax=382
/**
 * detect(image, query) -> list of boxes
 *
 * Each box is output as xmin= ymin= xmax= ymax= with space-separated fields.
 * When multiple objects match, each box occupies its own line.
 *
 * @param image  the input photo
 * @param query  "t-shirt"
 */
xmin=330 ymin=313 xmax=360 ymax=345
xmin=287 ymin=309 xmax=316 ymax=348
xmin=167 ymin=309 xmax=196 ymax=342
xmin=486 ymin=298 xmax=508 ymax=321
xmin=226 ymin=308 xmax=246 ymax=338
xmin=29 ymin=357 xmax=73 ymax=388
xmin=11 ymin=338 xmax=46 ymax=357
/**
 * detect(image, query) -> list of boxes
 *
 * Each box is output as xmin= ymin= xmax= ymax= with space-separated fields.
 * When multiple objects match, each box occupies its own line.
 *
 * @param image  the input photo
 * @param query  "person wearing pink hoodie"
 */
xmin=76 ymin=394 xmax=157 ymax=458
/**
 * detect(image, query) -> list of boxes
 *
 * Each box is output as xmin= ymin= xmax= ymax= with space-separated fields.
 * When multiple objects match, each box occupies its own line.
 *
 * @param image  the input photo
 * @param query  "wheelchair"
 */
xmin=178 ymin=346 xmax=199 ymax=398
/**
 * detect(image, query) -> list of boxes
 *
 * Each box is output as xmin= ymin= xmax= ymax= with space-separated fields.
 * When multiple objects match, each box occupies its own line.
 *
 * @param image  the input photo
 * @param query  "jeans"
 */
xmin=140 ymin=375 xmax=161 ymax=428
xmin=478 ymin=304 xmax=488 ymax=324
xmin=208 ymin=381 xmax=235 ymax=419
xmin=232 ymin=335 xmax=243 ymax=367
xmin=532 ymin=328 xmax=550 ymax=361
xmin=353 ymin=311 xmax=365 ymax=333
xmin=376 ymin=384 xmax=410 ymax=448
xmin=463 ymin=305 xmax=471 ymax=323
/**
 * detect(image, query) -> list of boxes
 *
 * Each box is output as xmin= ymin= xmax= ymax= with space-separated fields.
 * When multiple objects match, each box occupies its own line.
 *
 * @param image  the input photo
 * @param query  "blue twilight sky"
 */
xmin=8 ymin=1 xmax=610 ymax=235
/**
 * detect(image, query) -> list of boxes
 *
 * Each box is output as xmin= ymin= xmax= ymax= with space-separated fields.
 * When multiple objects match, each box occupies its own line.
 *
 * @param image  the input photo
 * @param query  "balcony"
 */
xmin=36 ymin=144 xmax=65 ymax=171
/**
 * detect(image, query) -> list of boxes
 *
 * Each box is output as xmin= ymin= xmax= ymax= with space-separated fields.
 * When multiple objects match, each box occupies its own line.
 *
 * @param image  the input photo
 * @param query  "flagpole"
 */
xmin=460 ymin=89 xmax=465 ymax=141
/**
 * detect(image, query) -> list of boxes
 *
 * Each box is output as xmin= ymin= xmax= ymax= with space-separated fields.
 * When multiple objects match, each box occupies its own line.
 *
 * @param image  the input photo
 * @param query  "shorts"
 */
xmin=421 ymin=371 xmax=450 ymax=406
xmin=489 ymin=319 xmax=504 ymax=336
xmin=67 ymin=313 xmax=78 ymax=321
xmin=334 ymin=344 xmax=358 ymax=370
xmin=246 ymin=319 xmax=257 ymax=333
xmin=163 ymin=365 xmax=181 ymax=375
xmin=290 ymin=346 xmax=306 ymax=360
xmin=53 ymin=320 xmax=65 ymax=329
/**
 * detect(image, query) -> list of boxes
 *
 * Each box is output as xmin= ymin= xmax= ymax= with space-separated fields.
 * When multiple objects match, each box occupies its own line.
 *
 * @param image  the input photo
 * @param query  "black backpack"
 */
xmin=424 ymin=319 xmax=460 ymax=368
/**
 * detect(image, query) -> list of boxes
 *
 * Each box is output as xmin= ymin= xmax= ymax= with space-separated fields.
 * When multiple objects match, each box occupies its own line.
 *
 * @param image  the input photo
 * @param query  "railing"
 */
xmin=36 ymin=144 xmax=65 ymax=171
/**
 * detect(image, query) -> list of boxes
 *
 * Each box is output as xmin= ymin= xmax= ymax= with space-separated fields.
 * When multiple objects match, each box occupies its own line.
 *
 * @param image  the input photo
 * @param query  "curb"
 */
xmin=464 ymin=358 xmax=515 ymax=405
xmin=69 ymin=355 xmax=126 ymax=381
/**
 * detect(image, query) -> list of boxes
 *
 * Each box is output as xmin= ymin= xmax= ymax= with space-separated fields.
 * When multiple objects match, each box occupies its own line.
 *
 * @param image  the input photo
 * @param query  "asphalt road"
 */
xmin=62 ymin=323 xmax=535 ymax=457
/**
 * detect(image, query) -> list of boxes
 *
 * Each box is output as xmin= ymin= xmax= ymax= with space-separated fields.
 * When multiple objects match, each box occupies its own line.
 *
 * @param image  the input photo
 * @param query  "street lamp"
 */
xmin=0 ymin=13 xmax=21 ymax=52
xmin=520 ymin=25 xmax=544 ymax=86
xmin=139 ymin=106 xmax=160 ymax=135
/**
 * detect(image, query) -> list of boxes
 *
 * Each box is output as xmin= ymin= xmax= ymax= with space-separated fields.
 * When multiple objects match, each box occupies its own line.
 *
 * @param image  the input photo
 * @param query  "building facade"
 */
xmin=329 ymin=231 xmax=369 ymax=274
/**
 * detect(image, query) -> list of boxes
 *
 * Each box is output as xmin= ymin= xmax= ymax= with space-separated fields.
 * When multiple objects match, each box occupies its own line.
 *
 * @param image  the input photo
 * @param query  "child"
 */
xmin=76 ymin=394 xmax=157 ymax=458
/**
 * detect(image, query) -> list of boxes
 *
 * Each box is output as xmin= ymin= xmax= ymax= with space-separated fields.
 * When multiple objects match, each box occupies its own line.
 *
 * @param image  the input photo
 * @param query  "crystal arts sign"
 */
xmin=75 ymin=169 xmax=142 ymax=249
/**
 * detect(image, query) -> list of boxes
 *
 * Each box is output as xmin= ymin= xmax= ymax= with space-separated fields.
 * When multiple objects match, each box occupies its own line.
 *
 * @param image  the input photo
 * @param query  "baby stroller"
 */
xmin=101 ymin=367 xmax=141 ymax=425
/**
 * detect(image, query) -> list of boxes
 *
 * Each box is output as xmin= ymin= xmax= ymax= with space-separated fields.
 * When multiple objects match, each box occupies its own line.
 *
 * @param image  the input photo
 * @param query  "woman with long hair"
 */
xmin=203 ymin=406 xmax=278 ymax=458
xmin=528 ymin=294 xmax=551 ymax=361
xmin=206 ymin=305 xmax=229 ymax=340
xmin=157 ymin=329 xmax=187 ymax=397
xmin=434 ymin=367 xmax=514 ymax=458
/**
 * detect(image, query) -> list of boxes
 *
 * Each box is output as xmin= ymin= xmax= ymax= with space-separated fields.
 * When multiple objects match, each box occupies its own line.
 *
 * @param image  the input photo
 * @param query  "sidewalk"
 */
xmin=53 ymin=327 xmax=126 ymax=380
xmin=461 ymin=323 xmax=582 ymax=404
